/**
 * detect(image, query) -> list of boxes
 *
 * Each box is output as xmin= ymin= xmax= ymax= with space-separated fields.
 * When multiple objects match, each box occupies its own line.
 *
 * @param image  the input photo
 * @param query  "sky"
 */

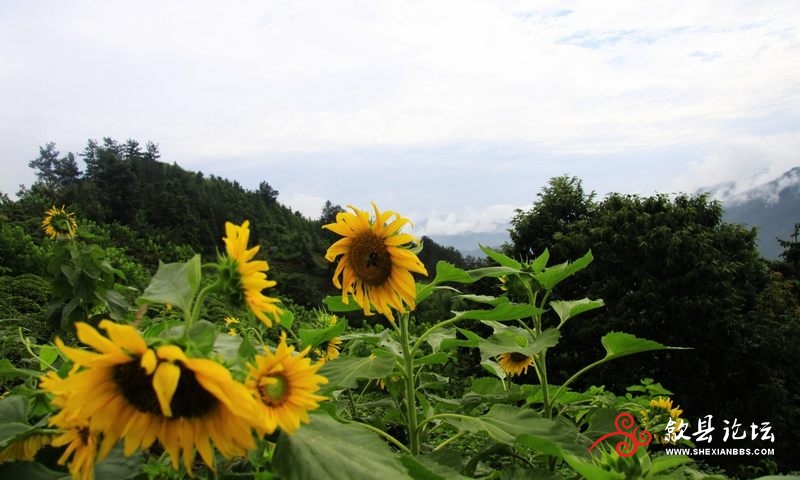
xmin=2 ymin=1 xmax=799 ymax=237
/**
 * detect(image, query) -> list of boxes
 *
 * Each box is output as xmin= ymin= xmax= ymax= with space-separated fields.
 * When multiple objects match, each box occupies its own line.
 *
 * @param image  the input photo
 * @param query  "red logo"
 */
xmin=588 ymin=412 xmax=652 ymax=457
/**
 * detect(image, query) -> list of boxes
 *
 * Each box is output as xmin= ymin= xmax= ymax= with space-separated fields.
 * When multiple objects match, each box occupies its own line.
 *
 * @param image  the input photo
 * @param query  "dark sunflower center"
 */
xmin=349 ymin=233 xmax=392 ymax=286
xmin=509 ymin=352 xmax=529 ymax=363
xmin=112 ymin=359 xmax=219 ymax=418
xmin=260 ymin=375 xmax=290 ymax=405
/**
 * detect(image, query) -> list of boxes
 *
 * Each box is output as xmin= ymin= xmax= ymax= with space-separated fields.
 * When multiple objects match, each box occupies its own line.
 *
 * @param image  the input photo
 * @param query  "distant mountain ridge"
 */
xmin=426 ymin=231 xmax=510 ymax=258
xmin=429 ymin=167 xmax=800 ymax=261
xmin=706 ymin=167 xmax=800 ymax=259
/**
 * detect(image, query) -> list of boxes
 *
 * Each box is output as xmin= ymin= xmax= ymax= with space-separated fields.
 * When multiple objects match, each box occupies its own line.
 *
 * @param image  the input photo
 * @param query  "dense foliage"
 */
xmin=0 ymin=144 xmax=796 ymax=479
xmin=505 ymin=175 xmax=800 ymax=475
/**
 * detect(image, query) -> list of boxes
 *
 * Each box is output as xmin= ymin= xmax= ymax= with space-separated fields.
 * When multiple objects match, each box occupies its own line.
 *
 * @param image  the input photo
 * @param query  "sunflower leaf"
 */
xmin=318 ymin=353 xmax=396 ymax=393
xmin=186 ymin=320 xmax=217 ymax=356
xmin=475 ymin=328 xmax=560 ymax=361
xmin=550 ymin=298 xmax=605 ymax=328
xmin=479 ymin=245 xmax=522 ymax=270
xmin=533 ymin=250 xmax=593 ymax=291
xmin=273 ymin=413 xmax=409 ymax=480
xmin=138 ymin=255 xmax=202 ymax=312
xmin=299 ymin=319 xmax=348 ymax=349
xmin=449 ymin=302 xmax=544 ymax=323
xmin=323 ymin=294 xmax=365 ymax=312
xmin=443 ymin=404 xmax=587 ymax=449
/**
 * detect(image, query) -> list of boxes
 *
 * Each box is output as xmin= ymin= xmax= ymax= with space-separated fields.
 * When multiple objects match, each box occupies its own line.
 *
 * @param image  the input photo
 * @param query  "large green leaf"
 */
xmin=443 ymin=404 xmax=578 ymax=447
xmin=562 ymin=455 xmax=626 ymax=480
xmin=550 ymin=298 xmax=604 ymax=328
xmin=401 ymin=455 xmax=471 ymax=480
xmin=0 ymin=462 xmax=65 ymax=480
xmin=553 ymin=333 xmax=686 ymax=402
xmin=479 ymin=245 xmax=522 ymax=270
xmin=0 ymin=395 xmax=32 ymax=447
xmin=318 ymin=353 xmax=396 ymax=393
xmin=475 ymin=327 xmax=560 ymax=360
xmin=534 ymin=250 xmax=593 ymax=291
xmin=272 ymin=413 xmax=409 ymax=480
xmin=299 ymin=319 xmax=348 ymax=349
xmin=449 ymin=302 xmax=544 ymax=323
xmin=186 ymin=320 xmax=218 ymax=356
xmin=417 ymin=263 xmax=520 ymax=303
xmin=0 ymin=359 xmax=41 ymax=383
xmin=323 ymin=294 xmax=364 ymax=312
xmin=600 ymin=332 xmax=680 ymax=361
xmin=138 ymin=255 xmax=201 ymax=312
xmin=0 ymin=395 xmax=27 ymax=423
xmin=431 ymin=262 xmax=473 ymax=284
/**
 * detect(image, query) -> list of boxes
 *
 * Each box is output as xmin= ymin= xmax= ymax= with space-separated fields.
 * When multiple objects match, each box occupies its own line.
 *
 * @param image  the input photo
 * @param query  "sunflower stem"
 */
xmin=398 ymin=312 xmax=420 ymax=455
xmin=525 ymin=284 xmax=552 ymax=420
xmin=344 ymin=419 xmax=412 ymax=454
xmin=188 ymin=281 xmax=220 ymax=328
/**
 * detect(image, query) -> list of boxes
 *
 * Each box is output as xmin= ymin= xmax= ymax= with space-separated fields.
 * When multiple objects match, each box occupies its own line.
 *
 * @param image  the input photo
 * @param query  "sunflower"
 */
xmin=323 ymin=203 xmax=428 ymax=321
xmin=0 ymin=433 xmax=54 ymax=464
xmin=50 ymin=419 xmax=99 ymax=480
xmin=497 ymin=352 xmax=534 ymax=377
xmin=640 ymin=396 xmax=687 ymax=444
xmin=42 ymin=205 xmax=77 ymax=240
xmin=225 ymin=316 xmax=240 ymax=336
xmin=648 ymin=396 xmax=684 ymax=419
xmin=246 ymin=332 xmax=328 ymax=435
xmin=41 ymin=320 xmax=263 ymax=473
xmin=222 ymin=221 xmax=282 ymax=327
xmin=313 ymin=314 xmax=342 ymax=363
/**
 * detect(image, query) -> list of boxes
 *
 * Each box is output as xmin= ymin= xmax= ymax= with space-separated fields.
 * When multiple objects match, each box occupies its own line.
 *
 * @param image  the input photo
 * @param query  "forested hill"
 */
xmin=1 ymin=138 xmax=466 ymax=305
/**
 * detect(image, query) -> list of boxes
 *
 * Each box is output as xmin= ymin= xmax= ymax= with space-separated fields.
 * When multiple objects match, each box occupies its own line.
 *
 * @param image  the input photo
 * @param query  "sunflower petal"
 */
xmin=153 ymin=362 xmax=181 ymax=417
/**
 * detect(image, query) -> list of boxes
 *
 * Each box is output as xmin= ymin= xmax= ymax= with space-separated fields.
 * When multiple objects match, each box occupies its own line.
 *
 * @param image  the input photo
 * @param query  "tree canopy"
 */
xmin=506 ymin=175 xmax=799 ymax=470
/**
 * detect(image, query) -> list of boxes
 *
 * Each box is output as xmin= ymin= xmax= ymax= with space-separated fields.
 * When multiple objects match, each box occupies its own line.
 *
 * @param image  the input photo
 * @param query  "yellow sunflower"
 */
xmin=246 ymin=332 xmax=328 ymax=435
xmin=649 ymin=396 xmax=684 ymax=419
xmin=225 ymin=316 xmax=240 ymax=336
xmin=313 ymin=314 xmax=342 ymax=363
xmin=0 ymin=433 xmax=53 ymax=464
xmin=42 ymin=205 xmax=77 ymax=240
xmin=497 ymin=352 xmax=534 ymax=377
xmin=41 ymin=320 xmax=263 ymax=473
xmin=323 ymin=203 xmax=428 ymax=321
xmin=222 ymin=221 xmax=283 ymax=327
xmin=50 ymin=419 xmax=99 ymax=480
xmin=640 ymin=396 xmax=687 ymax=444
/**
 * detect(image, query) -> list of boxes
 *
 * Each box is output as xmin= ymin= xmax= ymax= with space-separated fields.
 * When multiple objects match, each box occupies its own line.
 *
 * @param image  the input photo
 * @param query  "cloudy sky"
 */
xmin=2 ymin=1 xmax=799 ymax=237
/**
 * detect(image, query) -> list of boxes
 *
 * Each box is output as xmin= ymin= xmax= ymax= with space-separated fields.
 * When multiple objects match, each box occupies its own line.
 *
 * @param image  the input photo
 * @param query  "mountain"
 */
xmin=430 ymin=167 xmax=800 ymax=261
xmin=426 ymin=231 xmax=510 ymax=258
xmin=703 ymin=167 xmax=800 ymax=260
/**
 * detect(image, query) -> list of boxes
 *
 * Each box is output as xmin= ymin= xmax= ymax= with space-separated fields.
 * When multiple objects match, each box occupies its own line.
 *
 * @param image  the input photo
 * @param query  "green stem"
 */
xmin=524 ymin=285 xmax=551 ymax=419
xmin=19 ymin=329 xmax=56 ymax=372
xmin=535 ymin=354 xmax=551 ymax=418
xmin=551 ymin=358 xmax=605 ymax=406
xmin=411 ymin=317 xmax=462 ymax=356
xmin=188 ymin=281 xmax=220 ymax=327
xmin=432 ymin=430 xmax=466 ymax=453
xmin=399 ymin=312 xmax=420 ymax=455
xmin=342 ymin=419 xmax=412 ymax=454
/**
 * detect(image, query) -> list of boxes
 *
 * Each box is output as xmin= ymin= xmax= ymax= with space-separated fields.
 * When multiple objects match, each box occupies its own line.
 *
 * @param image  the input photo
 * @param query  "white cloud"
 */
xmin=672 ymin=131 xmax=800 ymax=198
xmin=415 ymin=204 xmax=523 ymax=236
xmin=278 ymin=191 xmax=327 ymax=219
xmin=1 ymin=0 xmax=799 ymax=207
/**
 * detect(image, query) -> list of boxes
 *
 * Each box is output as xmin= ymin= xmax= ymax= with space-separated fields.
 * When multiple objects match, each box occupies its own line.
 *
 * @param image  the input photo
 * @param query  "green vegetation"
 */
xmin=0 ymin=142 xmax=797 ymax=479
